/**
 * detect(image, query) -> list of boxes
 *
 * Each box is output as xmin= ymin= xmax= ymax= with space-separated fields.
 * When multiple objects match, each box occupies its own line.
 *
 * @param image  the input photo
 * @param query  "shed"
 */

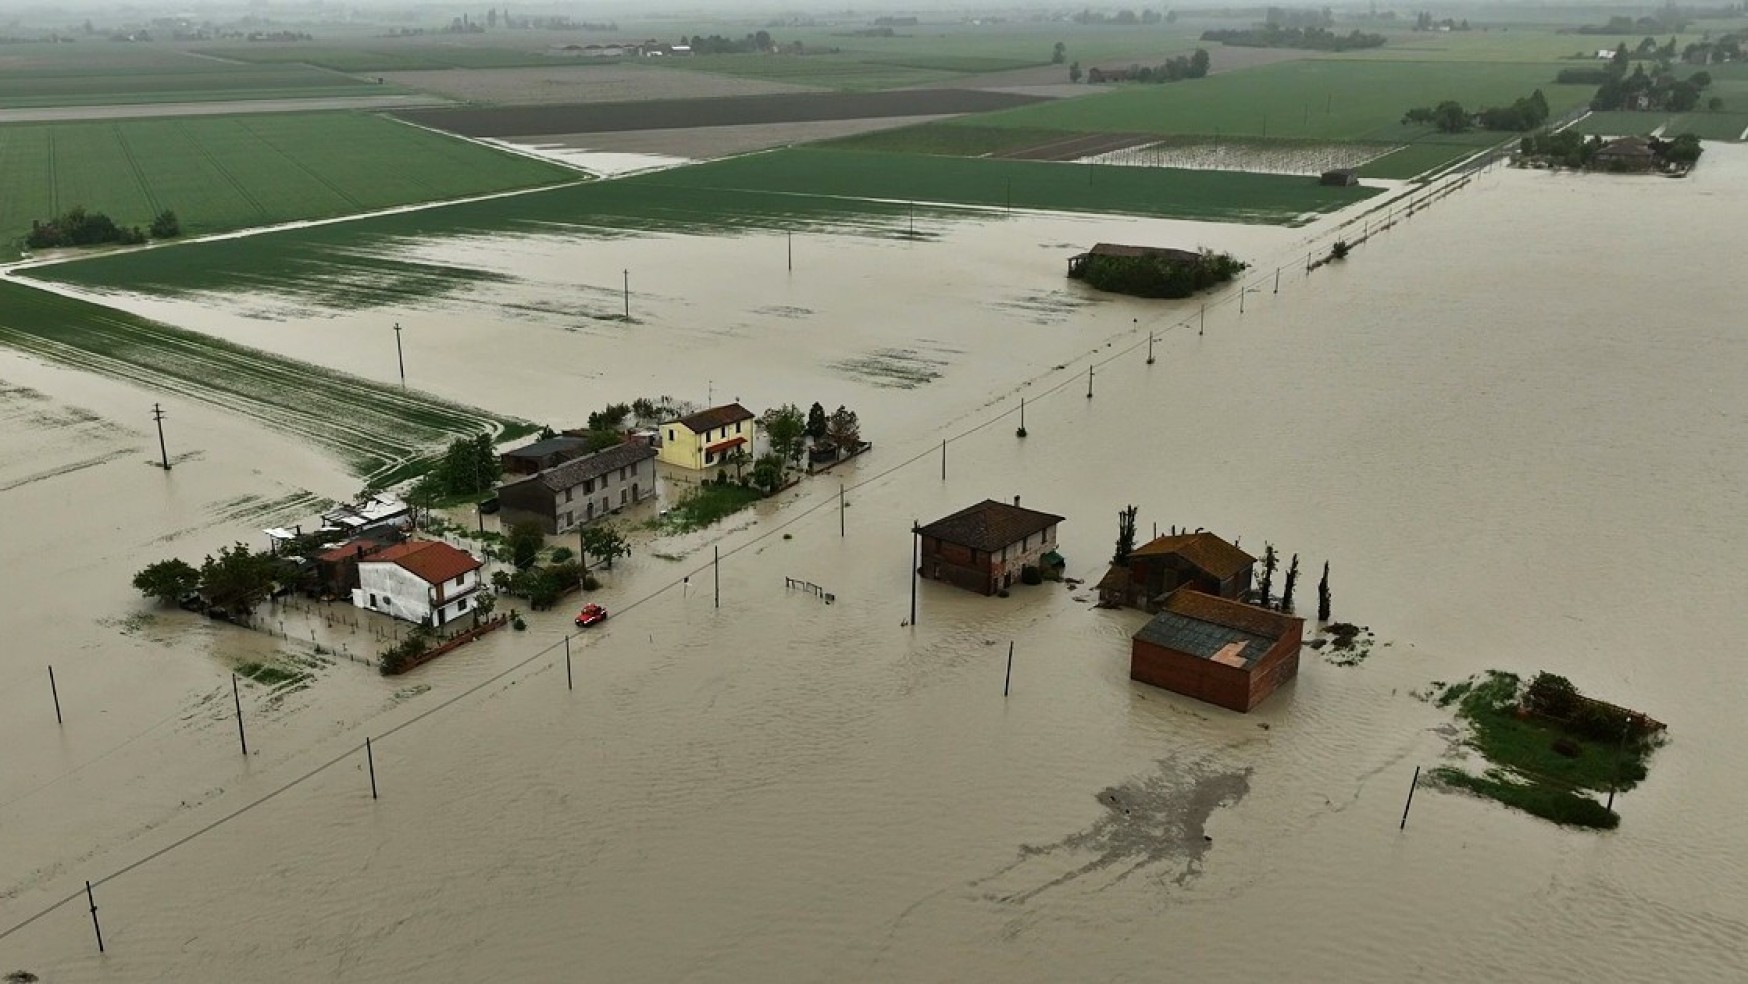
xmin=500 ymin=435 xmax=592 ymax=476
xmin=1130 ymin=588 xmax=1304 ymax=712
xmin=1319 ymin=168 xmax=1359 ymax=186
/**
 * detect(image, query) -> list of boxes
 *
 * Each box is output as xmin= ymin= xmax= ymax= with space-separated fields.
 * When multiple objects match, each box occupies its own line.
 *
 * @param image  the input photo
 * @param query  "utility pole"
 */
xmin=940 ymin=439 xmax=947 ymax=480
xmin=713 ymin=545 xmax=720 ymax=609
xmin=839 ymin=484 xmax=845 ymax=537
xmin=151 ymin=403 xmax=171 ymax=470
xmin=1086 ymin=364 xmax=1094 ymax=399
xmin=622 ymin=269 xmax=630 ymax=320
xmin=231 ymin=673 xmax=247 ymax=756
xmin=48 ymin=664 xmax=62 ymax=724
xmin=1004 ymin=641 xmax=1014 ymax=696
xmin=366 ymin=737 xmax=378 ymax=799
xmin=909 ymin=522 xmax=919 ymax=627
xmin=1240 ymin=286 xmax=1258 ymax=314
xmin=1199 ymin=304 xmax=1205 ymax=336
xmin=787 ymin=231 xmax=792 ymax=271
xmin=1147 ymin=331 xmax=1155 ymax=365
xmin=86 ymin=880 xmax=104 ymax=953
xmin=1274 ymin=266 xmax=1280 ymax=294
xmin=392 ymin=322 xmax=405 ymax=385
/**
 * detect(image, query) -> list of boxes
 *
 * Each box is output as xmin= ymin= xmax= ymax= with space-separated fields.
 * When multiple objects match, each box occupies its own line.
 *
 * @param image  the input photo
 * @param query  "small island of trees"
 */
xmin=1403 ymin=88 xmax=1551 ymax=133
xmin=25 ymin=206 xmax=179 ymax=250
xmin=1068 ymin=245 xmax=1247 ymax=299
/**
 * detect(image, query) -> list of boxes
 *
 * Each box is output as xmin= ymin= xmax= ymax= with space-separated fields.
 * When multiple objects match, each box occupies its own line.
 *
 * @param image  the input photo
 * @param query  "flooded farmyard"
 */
xmin=2 ymin=148 xmax=1746 ymax=982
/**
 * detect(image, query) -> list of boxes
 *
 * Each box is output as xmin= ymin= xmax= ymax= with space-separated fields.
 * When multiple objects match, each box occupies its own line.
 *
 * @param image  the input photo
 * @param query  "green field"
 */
xmin=0 ymin=53 xmax=400 ymax=108
xmin=0 ymin=113 xmax=578 ymax=250
xmin=0 ymin=280 xmax=530 ymax=483
xmin=1573 ymin=109 xmax=1748 ymax=140
xmin=196 ymin=44 xmax=570 ymax=72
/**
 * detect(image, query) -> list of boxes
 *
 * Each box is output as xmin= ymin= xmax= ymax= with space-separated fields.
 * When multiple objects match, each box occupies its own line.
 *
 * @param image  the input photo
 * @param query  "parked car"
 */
xmin=574 ymin=603 xmax=609 ymax=627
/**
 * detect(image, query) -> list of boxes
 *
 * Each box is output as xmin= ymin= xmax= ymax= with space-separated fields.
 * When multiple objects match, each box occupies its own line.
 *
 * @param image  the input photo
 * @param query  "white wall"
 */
xmin=354 ymin=562 xmax=435 ymax=625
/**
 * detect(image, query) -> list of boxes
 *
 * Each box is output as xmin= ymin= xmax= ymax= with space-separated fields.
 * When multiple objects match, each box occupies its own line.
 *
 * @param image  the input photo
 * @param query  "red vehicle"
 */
xmin=574 ymin=603 xmax=609 ymax=627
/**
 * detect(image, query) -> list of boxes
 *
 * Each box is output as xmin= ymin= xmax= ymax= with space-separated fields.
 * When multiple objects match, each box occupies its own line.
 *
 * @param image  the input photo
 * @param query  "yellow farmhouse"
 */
xmin=658 ymin=403 xmax=758 ymax=470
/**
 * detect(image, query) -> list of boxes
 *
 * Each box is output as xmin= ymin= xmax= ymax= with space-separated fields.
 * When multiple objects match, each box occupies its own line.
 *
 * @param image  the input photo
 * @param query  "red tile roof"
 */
xmin=1129 ymin=531 xmax=1254 ymax=580
xmin=366 ymin=540 xmax=482 ymax=585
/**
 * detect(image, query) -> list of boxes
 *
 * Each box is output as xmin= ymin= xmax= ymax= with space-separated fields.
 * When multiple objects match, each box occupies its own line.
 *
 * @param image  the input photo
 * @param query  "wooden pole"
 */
xmin=909 ymin=523 xmax=919 ymax=627
xmin=1003 ymin=641 xmax=1014 ymax=697
xmin=787 ymin=231 xmax=792 ymax=271
xmin=565 ymin=635 xmax=573 ymax=691
xmin=622 ymin=269 xmax=629 ymax=319
xmin=940 ymin=439 xmax=946 ymax=480
xmin=1146 ymin=330 xmax=1155 ymax=365
xmin=49 ymin=664 xmax=62 ymax=725
xmin=151 ymin=403 xmax=171 ymax=470
xmin=1086 ymin=364 xmax=1094 ymax=399
xmin=713 ymin=545 xmax=720 ymax=609
xmin=1199 ymin=304 xmax=1205 ymax=336
xmin=392 ymin=322 xmax=405 ymax=385
xmin=839 ymin=484 xmax=845 ymax=537
xmin=366 ymin=737 xmax=378 ymax=800
xmin=1399 ymin=765 xmax=1420 ymax=830
xmin=231 ymin=673 xmax=247 ymax=756
xmin=1274 ymin=267 xmax=1280 ymax=293
xmin=86 ymin=880 xmax=104 ymax=953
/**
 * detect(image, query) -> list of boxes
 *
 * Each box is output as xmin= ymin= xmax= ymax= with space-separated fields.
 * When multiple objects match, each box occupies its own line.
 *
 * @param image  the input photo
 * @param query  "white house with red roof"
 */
xmin=351 ymin=540 xmax=483 ymax=627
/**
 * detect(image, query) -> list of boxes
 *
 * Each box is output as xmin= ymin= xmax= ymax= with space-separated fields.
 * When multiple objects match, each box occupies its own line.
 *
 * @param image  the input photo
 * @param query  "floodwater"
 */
xmin=3 ymin=148 xmax=1747 ymax=981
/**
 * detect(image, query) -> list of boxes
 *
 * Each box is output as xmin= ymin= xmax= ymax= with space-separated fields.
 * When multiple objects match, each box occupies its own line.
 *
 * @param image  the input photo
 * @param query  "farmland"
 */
xmin=0 ymin=112 xmax=577 ymax=251
xmin=195 ymin=43 xmax=573 ymax=73
xmin=1572 ymin=109 xmax=1748 ymax=141
xmin=0 ymin=280 xmax=530 ymax=483
xmin=0 ymin=48 xmax=401 ymax=109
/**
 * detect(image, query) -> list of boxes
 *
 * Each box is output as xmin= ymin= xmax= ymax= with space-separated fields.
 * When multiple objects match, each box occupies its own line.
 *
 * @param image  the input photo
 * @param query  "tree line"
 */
xmin=26 ymin=206 xmax=179 ymax=250
xmin=1403 ymin=88 xmax=1550 ymax=133
xmin=1200 ymin=25 xmax=1384 ymax=51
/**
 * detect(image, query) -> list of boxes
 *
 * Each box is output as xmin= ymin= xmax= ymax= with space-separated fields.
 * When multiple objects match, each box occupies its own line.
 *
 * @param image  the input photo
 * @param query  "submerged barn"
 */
xmin=1130 ymin=588 xmax=1304 ymax=712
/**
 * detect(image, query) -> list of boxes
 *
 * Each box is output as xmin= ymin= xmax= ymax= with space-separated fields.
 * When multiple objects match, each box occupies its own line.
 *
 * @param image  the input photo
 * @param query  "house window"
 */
xmin=457 ymin=597 xmax=468 ymax=612
xmin=632 ymin=482 xmax=640 ymax=500
xmin=453 ymin=575 xmax=464 ymax=587
xmin=621 ymin=488 xmax=628 ymax=504
xmin=1023 ymin=535 xmax=1029 ymax=552
xmin=584 ymin=478 xmax=594 ymax=494
xmin=565 ymin=488 xmax=573 ymax=503
xmin=601 ymin=497 xmax=609 ymax=514
xmin=668 ymin=428 xmax=675 ymax=441
xmin=563 ymin=511 xmax=572 ymax=527
xmin=735 ymin=421 xmax=742 ymax=434
xmin=369 ymin=593 xmax=378 ymax=608
xmin=705 ymin=451 xmax=714 ymax=465
xmin=587 ymin=502 xmax=595 ymax=520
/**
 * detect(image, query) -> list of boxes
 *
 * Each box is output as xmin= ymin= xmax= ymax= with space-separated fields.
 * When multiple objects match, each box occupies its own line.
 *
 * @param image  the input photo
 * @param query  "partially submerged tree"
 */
xmin=199 ymin=543 xmax=285 ymax=615
xmin=1051 ymin=40 xmax=1067 ymax=63
xmin=579 ymin=524 xmax=630 ymax=571
xmin=132 ymin=558 xmax=200 ymax=605
xmin=1317 ymin=561 xmax=1332 ymax=622
xmin=805 ymin=402 xmax=829 ymax=441
xmin=507 ymin=520 xmax=545 ymax=569
xmin=1257 ymin=543 xmax=1279 ymax=605
xmin=1281 ymin=553 xmax=1300 ymax=613
xmin=761 ymin=403 xmax=807 ymax=469
xmin=826 ymin=406 xmax=861 ymax=456
xmin=1112 ymin=505 xmax=1139 ymax=565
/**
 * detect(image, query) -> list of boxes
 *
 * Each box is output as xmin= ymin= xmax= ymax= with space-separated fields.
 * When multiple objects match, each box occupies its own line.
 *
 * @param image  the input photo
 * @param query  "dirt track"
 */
xmin=393 ymin=89 xmax=1050 ymax=138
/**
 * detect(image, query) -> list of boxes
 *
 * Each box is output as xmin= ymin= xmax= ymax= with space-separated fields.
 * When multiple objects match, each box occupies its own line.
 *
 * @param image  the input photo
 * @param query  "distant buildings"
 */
xmin=1098 ymin=531 xmax=1254 ymax=610
xmin=496 ymin=442 xmax=658 ymax=533
xmin=1594 ymin=136 xmax=1657 ymax=171
xmin=1130 ymin=589 xmax=1304 ymax=711
xmin=352 ymin=541 xmax=483 ymax=627
xmin=916 ymin=497 xmax=1064 ymax=595
xmin=658 ymin=403 xmax=757 ymax=471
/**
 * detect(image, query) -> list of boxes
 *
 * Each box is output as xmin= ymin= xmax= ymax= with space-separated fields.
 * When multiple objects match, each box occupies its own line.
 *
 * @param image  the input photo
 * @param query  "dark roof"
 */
xmin=316 ymin=538 xmax=385 ymax=564
xmin=527 ymin=441 xmax=657 ymax=492
xmin=1133 ymin=589 xmax=1301 ymax=668
xmin=918 ymin=499 xmax=1064 ymax=552
xmin=1083 ymin=243 xmax=1203 ymax=264
xmin=671 ymin=403 xmax=754 ymax=434
xmin=503 ymin=435 xmax=591 ymax=460
xmin=1598 ymin=136 xmax=1655 ymax=157
xmin=366 ymin=541 xmax=481 ymax=585
xmin=1130 ymin=532 xmax=1254 ymax=580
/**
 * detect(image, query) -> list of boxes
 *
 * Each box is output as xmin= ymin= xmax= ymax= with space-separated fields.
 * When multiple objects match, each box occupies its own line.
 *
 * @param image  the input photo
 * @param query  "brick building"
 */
xmin=1129 ymin=588 xmax=1304 ymax=712
xmin=1098 ymin=531 xmax=1254 ymax=610
xmin=916 ymin=497 xmax=1064 ymax=595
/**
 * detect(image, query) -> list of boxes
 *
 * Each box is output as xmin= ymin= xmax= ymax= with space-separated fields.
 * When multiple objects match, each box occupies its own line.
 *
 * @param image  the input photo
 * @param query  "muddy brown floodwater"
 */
xmin=3 ymin=149 xmax=1747 ymax=981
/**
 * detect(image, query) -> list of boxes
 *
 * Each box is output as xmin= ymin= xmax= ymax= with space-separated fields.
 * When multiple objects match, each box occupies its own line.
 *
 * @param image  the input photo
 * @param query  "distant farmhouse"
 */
xmin=1130 ymin=588 xmax=1304 ymax=711
xmin=916 ymin=497 xmax=1064 ymax=595
xmin=658 ymin=403 xmax=757 ymax=471
xmin=497 ymin=442 xmax=658 ymax=534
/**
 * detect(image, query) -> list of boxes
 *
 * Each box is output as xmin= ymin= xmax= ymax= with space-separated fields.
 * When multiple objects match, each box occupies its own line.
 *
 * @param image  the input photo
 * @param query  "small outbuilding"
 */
xmin=500 ymin=435 xmax=593 ymax=476
xmin=1130 ymin=588 xmax=1304 ymax=712
xmin=1099 ymin=531 xmax=1254 ymax=610
xmin=916 ymin=497 xmax=1064 ymax=595
xmin=1319 ymin=168 xmax=1359 ymax=186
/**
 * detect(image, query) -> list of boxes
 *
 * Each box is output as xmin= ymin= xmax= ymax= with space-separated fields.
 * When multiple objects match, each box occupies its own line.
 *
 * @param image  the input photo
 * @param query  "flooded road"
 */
xmin=3 ymin=150 xmax=1747 ymax=981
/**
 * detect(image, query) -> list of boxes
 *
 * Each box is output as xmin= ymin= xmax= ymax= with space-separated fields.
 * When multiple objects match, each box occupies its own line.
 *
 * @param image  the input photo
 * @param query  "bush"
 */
xmin=1020 ymin=565 xmax=1043 ymax=585
xmin=550 ymin=547 xmax=574 ymax=564
xmin=1069 ymin=248 xmax=1246 ymax=299
xmin=582 ymin=573 xmax=601 ymax=591
xmin=1331 ymin=240 xmax=1351 ymax=260
xmin=1525 ymin=672 xmax=1580 ymax=718
xmin=378 ymin=627 xmax=434 ymax=675
xmin=149 ymin=209 xmax=181 ymax=238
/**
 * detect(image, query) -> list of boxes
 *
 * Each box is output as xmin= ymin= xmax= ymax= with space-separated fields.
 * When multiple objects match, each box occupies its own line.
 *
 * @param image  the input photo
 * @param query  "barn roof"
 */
xmin=918 ymin=499 xmax=1064 ymax=552
xmin=1129 ymin=531 xmax=1255 ymax=580
xmin=1133 ymin=589 xmax=1301 ymax=667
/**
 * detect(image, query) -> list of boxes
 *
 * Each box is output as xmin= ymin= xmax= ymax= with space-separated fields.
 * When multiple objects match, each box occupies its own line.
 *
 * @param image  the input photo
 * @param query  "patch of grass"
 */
xmin=1571 ymin=109 xmax=1748 ymax=141
xmin=649 ymin=482 xmax=765 ymax=534
xmin=236 ymin=661 xmax=310 ymax=687
xmin=0 ymin=281 xmax=530 ymax=482
xmin=201 ymin=45 xmax=567 ymax=72
xmin=825 ymin=122 xmax=1079 ymax=156
xmin=1434 ymin=670 xmax=1662 ymax=830
xmin=0 ymin=112 xmax=578 ymax=250
xmin=0 ymin=54 xmax=400 ymax=109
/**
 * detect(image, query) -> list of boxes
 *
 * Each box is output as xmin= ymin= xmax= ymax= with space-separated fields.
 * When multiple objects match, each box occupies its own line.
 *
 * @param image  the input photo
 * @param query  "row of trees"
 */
xmin=1069 ymin=249 xmax=1246 ymax=299
xmin=407 ymin=433 xmax=500 ymax=507
xmin=1200 ymin=26 xmax=1384 ymax=51
xmin=685 ymin=30 xmax=777 ymax=54
xmin=1253 ymin=543 xmax=1333 ymax=621
xmin=1413 ymin=12 xmax=1472 ymax=31
xmin=1068 ymin=8 xmax=1173 ymax=25
xmin=1591 ymin=62 xmax=1715 ymax=112
xmin=1402 ymin=89 xmax=1549 ymax=133
xmin=25 ymin=207 xmax=179 ymax=250
xmin=133 ymin=543 xmax=292 ymax=616
xmin=1073 ymin=48 xmax=1209 ymax=83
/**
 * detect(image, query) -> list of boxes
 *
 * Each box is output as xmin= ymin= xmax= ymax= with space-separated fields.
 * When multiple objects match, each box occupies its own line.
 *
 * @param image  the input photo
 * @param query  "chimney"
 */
xmin=1013 ymin=495 xmax=1021 ymax=507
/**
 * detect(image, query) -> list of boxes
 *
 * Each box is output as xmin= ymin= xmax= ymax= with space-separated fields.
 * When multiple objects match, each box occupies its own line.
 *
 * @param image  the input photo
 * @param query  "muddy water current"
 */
xmin=2 ymin=151 xmax=1747 ymax=981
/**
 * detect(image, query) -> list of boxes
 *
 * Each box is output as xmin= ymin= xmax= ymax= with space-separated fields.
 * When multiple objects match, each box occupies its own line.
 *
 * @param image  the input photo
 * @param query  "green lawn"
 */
xmin=0 ymin=280 xmax=531 ymax=483
xmin=0 ymin=113 xmax=578 ymax=250
xmin=196 ymin=44 xmax=569 ymax=72
xmin=1572 ymin=109 xmax=1748 ymax=140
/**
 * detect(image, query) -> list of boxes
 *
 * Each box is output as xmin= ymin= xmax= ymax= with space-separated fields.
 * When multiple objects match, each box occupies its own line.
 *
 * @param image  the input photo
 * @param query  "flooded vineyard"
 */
xmin=2 ymin=149 xmax=1746 ymax=981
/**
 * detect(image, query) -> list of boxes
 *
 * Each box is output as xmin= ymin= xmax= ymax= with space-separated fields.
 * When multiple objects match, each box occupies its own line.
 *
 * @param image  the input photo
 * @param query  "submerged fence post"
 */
xmin=366 ymin=737 xmax=378 ymax=800
xmin=839 ymin=484 xmax=846 ymax=537
xmin=1004 ymin=641 xmax=1014 ymax=697
xmin=1086 ymin=364 xmax=1094 ymax=399
xmin=49 ymin=664 xmax=63 ymax=725
xmin=565 ymin=635 xmax=573 ymax=691
xmin=1400 ymin=765 xmax=1421 ymax=830
xmin=232 ymin=673 xmax=248 ymax=756
xmin=86 ymin=879 xmax=104 ymax=953
xmin=941 ymin=440 xmax=947 ymax=480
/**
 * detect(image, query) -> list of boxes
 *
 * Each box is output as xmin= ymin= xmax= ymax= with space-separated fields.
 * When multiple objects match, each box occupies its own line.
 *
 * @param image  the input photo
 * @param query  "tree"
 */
xmin=132 ymin=558 xmax=200 ymax=605
xmin=1113 ymin=505 xmax=1138 ymax=565
xmin=1052 ymin=41 xmax=1067 ymax=64
xmin=149 ymin=209 xmax=180 ymax=238
xmin=199 ymin=543 xmax=284 ymax=615
xmin=1709 ymin=96 xmax=1725 ymax=112
xmin=579 ymin=524 xmax=630 ymax=570
xmin=1069 ymin=60 xmax=1083 ymax=83
xmin=1257 ymin=543 xmax=1278 ymax=604
xmin=1281 ymin=553 xmax=1300 ymax=613
xmin=1188 ymin=48 xmax=1210 ymax=78
xmin=805 ymin=401 xmax=829 ymax=441
xmin=1317 ymin=561 xmax=1331 ymax=621
xmin=722 ymin=444 xmax=751 ymax=479
xmin=1612 ymin=43 xmax=1629 ymax=73
xmin=1432 ymin=100 xmax=1470 ymax=132
xmin=826 ymin=406 xmax=860 ymax=455
xmin=751 ymin=452 xmax=786 ymax=494
xmin=761 ymin=403 xmax=806 ymax=468
xmin=507 ymin=520 xmax=545 ymax=569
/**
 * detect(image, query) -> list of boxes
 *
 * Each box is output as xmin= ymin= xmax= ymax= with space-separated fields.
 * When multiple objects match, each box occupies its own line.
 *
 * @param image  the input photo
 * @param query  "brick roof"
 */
xmin=365 ymin=540 xmax=481 ymax=585
xmin=1130 ymin=531 xmax=1254 ymax=580
xmin=918 ymin=499 xmax=1064 ymax=553
xmin=1133 ymin=589 xmax=1302 ymax=667
xmin=672 ymin=402 xmax=754 ymax=434
xmin=526 ymin=441 xmax=656 ymax=492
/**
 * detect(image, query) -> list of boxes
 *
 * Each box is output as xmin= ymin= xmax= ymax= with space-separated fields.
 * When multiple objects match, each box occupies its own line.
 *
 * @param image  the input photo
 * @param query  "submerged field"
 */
xmin=0 ymin=112 xmax=577 ymax=249
xmin=0 ymin=280 xmax=529 ymax=483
